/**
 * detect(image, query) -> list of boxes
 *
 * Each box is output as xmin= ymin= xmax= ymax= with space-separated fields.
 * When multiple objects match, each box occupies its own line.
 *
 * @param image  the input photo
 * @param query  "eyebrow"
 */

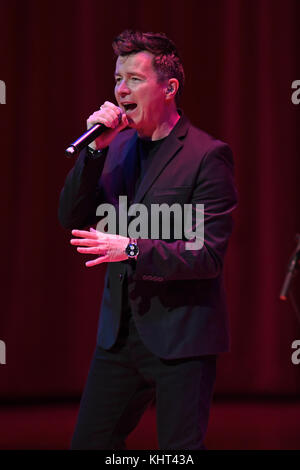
xmin=114 ymin=71 xmax=146 ymax=78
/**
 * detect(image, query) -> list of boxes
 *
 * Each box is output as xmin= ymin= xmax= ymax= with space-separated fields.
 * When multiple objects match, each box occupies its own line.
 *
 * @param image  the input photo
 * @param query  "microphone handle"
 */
xmin=65 ymin=123 xmax=106 ymax=158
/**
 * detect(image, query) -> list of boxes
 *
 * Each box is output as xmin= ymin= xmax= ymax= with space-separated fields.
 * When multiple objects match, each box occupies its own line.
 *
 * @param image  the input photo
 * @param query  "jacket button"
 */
xmin=119 ymin=273 xmax=123 ymax=280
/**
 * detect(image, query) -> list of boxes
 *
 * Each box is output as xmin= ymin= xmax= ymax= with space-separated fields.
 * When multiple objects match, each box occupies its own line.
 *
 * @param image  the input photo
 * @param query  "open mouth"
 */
xmin=123 ymin=103 xmax=137 ymax=113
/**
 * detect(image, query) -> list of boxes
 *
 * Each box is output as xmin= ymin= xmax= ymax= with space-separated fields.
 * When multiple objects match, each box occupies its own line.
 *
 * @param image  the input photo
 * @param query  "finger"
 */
xmin=77 ymin=247 xmax=107 ymax=254
xmin=71 ymin=238 xmax=100 ymax=246
xmin=87 ymin=110 xmax=117 ymax=129
xmin=87 ymin=114 xmax=111 ymax=128
xmin=102 ymin=101 xmax=122 ymax=114
xmin=94 ymin=106 xmax=120 ymax=125
xmin=101 ymin=103 xmax=123 ymax=124
xmin=102 ymin=107 xmax=122 ymax=128
xmin=85 ymin=255 xmax=110 ymax=267
xmin=102 ymin=101 xmax=116 ymax=108
xmin=119 ymin=113 xmax=129 ymax=129
xmin=71 ymin=229 xmax=98 ymax=239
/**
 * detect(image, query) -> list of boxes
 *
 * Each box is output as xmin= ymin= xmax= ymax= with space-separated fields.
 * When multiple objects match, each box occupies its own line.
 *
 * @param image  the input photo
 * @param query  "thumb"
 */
xmin=118 ymin=113 xmax=129 ymax=130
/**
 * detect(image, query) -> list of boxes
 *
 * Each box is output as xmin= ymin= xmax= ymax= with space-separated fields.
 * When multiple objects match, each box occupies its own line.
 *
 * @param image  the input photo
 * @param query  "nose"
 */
xmin=115 ymin=79 xmax=131 ymax=97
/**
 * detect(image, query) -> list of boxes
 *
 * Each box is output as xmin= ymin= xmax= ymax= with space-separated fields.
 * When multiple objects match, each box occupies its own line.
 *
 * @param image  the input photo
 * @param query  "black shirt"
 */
xmin=134 ymin=136 xmax=167 ymax=194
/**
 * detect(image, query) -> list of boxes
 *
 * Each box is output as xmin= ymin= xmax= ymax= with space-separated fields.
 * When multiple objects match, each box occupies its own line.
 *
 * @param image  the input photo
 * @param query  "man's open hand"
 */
xmin=70 ymin=228 xmax=129 ymax=267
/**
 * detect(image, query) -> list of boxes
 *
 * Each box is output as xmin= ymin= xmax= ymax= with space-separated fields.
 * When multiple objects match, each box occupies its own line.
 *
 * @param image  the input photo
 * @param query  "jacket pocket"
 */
xmin=152 ymin=186 xmax=191 ymax=197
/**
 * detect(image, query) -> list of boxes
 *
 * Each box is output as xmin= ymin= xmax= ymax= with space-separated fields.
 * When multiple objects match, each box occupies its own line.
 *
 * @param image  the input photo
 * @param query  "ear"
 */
xmin=164 ymin=78 xmax=179 ymax=101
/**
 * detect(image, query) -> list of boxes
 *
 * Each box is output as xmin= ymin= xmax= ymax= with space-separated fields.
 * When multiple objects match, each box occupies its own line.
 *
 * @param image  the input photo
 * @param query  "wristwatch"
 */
xmin=125 ymin=238 xmax=139 ymax=259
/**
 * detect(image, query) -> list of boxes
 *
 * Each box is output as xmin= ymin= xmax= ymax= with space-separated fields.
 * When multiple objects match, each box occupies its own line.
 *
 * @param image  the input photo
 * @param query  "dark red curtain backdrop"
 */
xmin=0 ymin=0 xmax=299 ymax=403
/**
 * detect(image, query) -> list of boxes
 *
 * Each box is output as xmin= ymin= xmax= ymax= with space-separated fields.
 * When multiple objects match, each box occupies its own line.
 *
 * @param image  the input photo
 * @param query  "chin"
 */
xmin=126 ymin=117 xmax=139 ymax=129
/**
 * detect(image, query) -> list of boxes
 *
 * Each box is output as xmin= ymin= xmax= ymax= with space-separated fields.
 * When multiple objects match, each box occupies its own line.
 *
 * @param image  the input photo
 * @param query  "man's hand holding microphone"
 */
xmin=87 ymin=101 xmax=129 ymax=150
xmin=65 ymin=101 xmax=128 ymax=157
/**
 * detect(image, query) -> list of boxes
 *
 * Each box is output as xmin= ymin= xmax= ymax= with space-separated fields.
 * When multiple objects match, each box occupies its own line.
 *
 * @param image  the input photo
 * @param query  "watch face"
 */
xmin=126 ymin=243 xmax=139 ymax=258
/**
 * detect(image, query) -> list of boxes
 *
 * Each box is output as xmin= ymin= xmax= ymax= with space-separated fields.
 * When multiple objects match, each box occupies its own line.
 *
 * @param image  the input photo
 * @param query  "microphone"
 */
xmin=280 ymin=234 xmax=300 ymax=300
xmin=65 ymin=110 xmax=123 ymax=158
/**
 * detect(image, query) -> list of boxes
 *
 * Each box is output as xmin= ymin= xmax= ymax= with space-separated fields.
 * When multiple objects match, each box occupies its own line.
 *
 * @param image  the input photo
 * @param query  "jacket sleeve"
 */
xmin=58 ymin=148 xmax=108 ymax=230
xmin=132 ymin=144 xmax=238 ymax=281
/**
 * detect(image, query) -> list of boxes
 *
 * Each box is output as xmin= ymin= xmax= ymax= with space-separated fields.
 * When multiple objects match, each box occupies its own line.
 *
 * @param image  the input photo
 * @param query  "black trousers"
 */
xmin=71 ymin=299 xmax=217 ymax=450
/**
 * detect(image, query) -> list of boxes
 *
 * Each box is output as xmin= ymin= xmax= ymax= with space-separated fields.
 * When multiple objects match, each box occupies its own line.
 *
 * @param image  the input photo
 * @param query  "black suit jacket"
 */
xmin=58 ymin=113 xmax=238 ymax=359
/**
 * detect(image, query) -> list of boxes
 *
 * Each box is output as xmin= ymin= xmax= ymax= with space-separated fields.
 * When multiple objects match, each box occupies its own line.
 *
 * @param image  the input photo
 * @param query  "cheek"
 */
xmin=145 ymin=86 xmax=164 ymax=105
xmin=138 ymin=93 xmax=154 ymax=111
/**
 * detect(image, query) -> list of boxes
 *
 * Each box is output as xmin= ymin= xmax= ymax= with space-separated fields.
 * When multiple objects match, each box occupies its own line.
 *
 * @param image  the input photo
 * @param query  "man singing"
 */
xmin=58 ymin=30 xmax=238 ymax=450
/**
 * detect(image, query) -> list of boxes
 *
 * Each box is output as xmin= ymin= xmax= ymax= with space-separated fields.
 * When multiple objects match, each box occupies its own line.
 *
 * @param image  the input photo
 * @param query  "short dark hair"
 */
xmin=112 ymin=30 xmax=185 ymax=105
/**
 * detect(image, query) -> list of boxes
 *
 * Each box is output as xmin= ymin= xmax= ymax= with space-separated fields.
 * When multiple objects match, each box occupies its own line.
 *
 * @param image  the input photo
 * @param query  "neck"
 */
xmin=137 ymin=106 xmax=180 ymax=141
